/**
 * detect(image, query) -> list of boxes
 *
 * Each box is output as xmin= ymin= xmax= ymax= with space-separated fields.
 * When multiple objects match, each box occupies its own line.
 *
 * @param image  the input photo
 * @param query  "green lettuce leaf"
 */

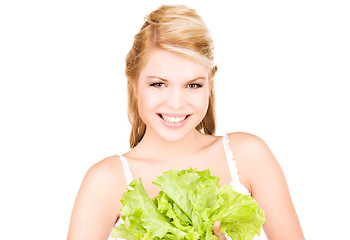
xmin=112 ymin=168 xmax=265 ymax=240
xmin=111 ymin=178 xmax=187 ymax=239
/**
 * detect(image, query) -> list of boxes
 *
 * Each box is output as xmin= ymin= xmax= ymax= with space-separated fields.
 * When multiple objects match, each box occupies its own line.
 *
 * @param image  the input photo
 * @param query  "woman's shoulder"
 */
xmin=68 ymin=155 xmax=128 ymax=238
xmin=84 ymin=155 xmax=127 ymax=188
xmin=226 ymin=132 xmax=271 ymax=156
xmin=89 ymin=155 xmax=122 ymax=172
xmin=225 ymin=132 xmax=278 ymax=179
xmin=77 ymin=155 xmax=128 ymax=205
xmin=225 ymin=134 xmax=304 ymax=237
xmin=226 ymin=131 xmax=265 ymax=144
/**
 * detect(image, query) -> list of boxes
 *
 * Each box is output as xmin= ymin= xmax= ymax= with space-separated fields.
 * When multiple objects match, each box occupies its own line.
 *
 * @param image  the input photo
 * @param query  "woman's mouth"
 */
xmin=157 ymin=114 xmax=190 ymax=124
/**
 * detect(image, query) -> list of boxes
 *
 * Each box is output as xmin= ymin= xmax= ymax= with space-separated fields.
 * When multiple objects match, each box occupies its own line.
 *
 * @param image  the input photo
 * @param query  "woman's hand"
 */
xmin=213 ymin=221 xmax=227 ymax=240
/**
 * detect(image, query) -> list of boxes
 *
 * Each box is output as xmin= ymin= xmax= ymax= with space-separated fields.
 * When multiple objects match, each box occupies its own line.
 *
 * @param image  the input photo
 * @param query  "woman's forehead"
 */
xmin=139 ymin=49 xmax=210 ymax=80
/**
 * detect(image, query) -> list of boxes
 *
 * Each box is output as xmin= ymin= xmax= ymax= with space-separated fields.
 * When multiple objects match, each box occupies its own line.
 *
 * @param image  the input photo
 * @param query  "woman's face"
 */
xmin=137 ymin=48 xmax=210 ymax=143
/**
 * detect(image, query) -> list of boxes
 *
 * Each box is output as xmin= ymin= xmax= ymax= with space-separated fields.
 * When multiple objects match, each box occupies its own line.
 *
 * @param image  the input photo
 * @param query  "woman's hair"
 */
xmin=126 ymin=4 xmax=218 ymax=148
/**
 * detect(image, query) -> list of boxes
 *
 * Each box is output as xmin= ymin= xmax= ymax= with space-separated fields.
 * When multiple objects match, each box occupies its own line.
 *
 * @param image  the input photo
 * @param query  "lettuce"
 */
xmin=112 ymin=168 xmax=265 ymax=240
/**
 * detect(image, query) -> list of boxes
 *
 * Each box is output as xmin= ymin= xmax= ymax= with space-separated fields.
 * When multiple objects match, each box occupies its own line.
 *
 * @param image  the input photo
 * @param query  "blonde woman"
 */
xmin=67 ymin=5 xmax=304 ymax=240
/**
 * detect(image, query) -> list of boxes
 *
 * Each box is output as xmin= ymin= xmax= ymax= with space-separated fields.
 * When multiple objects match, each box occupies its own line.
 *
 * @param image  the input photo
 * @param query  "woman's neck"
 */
xmin=130 ymin=129 xmax=209 ymax=163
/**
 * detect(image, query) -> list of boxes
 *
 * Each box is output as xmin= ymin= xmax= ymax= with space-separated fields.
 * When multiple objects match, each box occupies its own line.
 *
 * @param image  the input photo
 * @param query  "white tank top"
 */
xmin=112 ymin=134 xmax=264 ymax=240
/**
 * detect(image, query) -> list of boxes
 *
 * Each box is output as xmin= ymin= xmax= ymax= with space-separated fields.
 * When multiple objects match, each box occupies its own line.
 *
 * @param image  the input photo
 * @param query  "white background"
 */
xmin=1 ymin=0 xmax=349 ymax=239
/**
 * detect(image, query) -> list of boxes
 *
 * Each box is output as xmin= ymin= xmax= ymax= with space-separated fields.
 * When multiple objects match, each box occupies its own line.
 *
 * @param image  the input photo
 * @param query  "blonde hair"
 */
xmin=126 ymin=5 xmax=218 ymax=148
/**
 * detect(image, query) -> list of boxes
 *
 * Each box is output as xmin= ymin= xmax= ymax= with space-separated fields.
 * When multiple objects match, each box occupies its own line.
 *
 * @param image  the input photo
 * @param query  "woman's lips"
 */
xmin=157 ymin=113 xmax=191 ymax=128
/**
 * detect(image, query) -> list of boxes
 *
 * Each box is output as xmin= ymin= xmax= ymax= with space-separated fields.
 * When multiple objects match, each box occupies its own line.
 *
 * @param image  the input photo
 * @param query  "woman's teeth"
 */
xmin=161 ymin=115 xmax=187 ymax=123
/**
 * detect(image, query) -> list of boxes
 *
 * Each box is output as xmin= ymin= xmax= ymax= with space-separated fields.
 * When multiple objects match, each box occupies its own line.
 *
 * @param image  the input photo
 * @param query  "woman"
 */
xmin=67 ymin=5 xmax=304 ymax=240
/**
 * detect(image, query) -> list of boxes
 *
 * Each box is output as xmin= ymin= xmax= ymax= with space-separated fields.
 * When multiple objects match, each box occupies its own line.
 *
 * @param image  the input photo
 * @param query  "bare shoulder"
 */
xmin=227 ymin=132 xmax=304 ymax=238
xmin=226 ymin=132 xmax=281 ymax=192
xmin=85 ymin=155 xmax=125 ymax=184
xmin=79 ymin=155 xmax=128 ymax=208
xmin=226 ymin=132 xmax=275 ymax=167
xmin=67 ymin=155 xmax=128 ymax=239
xmin=227 ymin=132 xmax=269 ymax=152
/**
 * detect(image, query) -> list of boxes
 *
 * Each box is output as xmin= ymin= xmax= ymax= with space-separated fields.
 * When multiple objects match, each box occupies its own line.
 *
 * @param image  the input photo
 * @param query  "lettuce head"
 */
xmin=112 ymin=168 xmax=265 ymax=240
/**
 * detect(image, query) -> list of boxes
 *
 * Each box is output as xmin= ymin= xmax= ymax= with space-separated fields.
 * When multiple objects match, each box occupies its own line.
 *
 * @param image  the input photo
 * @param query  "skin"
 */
xmin=67 ymin=48 xmax=304 ymax=239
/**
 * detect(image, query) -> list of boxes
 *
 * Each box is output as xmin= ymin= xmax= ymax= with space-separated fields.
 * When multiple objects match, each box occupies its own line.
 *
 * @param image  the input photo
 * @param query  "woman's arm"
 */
xmin=230 ymin=132 xmax=304 ymax=239
xmin=67 ymin=156 xmax=126 ymax=240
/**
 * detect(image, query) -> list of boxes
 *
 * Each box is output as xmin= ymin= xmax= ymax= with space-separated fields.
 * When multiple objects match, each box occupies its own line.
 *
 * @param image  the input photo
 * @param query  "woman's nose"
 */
xmin=166 ymin=88 xmax=185 ymax=109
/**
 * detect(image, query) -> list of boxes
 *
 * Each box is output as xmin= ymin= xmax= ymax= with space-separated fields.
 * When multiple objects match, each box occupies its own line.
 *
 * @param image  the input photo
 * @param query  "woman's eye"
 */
xmin=150 ymin=82 xmax=165 ymax=88
xmin=187 ymin=83 xmax=202 ymax=89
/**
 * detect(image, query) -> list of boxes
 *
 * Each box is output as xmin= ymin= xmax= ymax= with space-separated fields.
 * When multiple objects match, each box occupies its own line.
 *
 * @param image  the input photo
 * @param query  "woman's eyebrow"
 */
xmin=187 ymin=77 xmax=206 ymax=83
xmin=146 ymin=76 xmax=206 ymax=82
xmin=146 ymin=76 xmax=168 ymax=82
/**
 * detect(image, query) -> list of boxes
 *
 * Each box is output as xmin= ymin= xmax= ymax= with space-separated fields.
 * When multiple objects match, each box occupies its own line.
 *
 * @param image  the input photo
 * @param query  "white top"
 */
xmin=112 ymin=134 xmax=264 ymax=240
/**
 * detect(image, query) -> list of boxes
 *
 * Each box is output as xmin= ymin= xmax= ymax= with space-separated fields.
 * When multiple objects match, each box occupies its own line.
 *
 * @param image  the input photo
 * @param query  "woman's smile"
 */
xmin=158 ymin=113 xmax=190 ymax=123
xmin=157 ymin=113 xmax=192 ymax=128
xmin=137 ymin=48 xmax=210 ymax=142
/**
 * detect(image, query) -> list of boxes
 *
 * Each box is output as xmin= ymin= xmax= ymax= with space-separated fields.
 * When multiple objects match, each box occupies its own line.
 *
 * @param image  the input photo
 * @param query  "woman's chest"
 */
xmin=126 ymin=143 xmax=233 ymax=198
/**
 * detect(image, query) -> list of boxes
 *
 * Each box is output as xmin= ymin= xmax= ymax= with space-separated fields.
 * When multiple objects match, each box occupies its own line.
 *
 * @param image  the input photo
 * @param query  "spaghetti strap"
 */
xmin=119 ymin=155 xmax=134 ymax=188
xmin=222 ymin=134 xmax=251 ymax=196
